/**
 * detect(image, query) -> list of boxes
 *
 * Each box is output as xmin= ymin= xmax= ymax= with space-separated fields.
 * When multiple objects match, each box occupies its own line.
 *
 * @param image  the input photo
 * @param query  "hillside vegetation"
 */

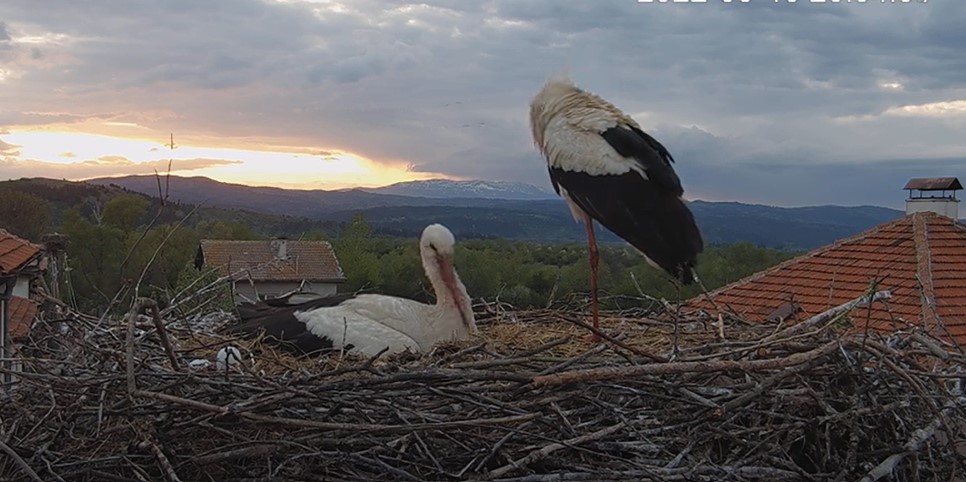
xmin=90 ymin=175 xmax=904 ymax=250
xmin=1 ymin=178 xmax=793 ymax=314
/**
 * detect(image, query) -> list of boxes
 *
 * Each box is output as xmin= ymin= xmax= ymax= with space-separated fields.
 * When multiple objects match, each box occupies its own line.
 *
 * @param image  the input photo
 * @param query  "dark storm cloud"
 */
xmin=0 ymin=0 xmax=963 ymax=205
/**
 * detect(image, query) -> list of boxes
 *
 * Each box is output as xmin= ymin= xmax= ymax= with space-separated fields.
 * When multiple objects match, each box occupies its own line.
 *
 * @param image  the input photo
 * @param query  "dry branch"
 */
xmin=3 ymin=304 xmax=964 ymax=481
xmin=146 ymin=300 xmax=179 ymax=372
xmin=136 ymin=440 xmax=182 ymax=482
xmin=0 ymin=439 xmax=44 ymax=482
xmin=857 ymin=397 xmax=966 ymax=482
xmin=764 ymin=290 xmax=892 ymax=342
xmin=531 ymin=339 xmax=841 ymax=387
xmin=485 ymin=422 xmax=628 ymax=479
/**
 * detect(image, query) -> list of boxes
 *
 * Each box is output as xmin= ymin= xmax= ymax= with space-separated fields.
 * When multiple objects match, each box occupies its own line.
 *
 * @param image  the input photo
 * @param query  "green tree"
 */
xmin=334 ymin=213 xmax=382 ymax=292
xmin=121 ymin=224 xmax=202 ymax=299
xmin=342 ymin=212 xmax=375 ymax=240
xmin=170 ymin=260 xmax=234 ymax=315
xmin=501 ymin=284 xmax=535 ymax=307
xmin=61 ymin=207 xmax=127 ymax=309
xmin=456 ymin=248 xmax=501 ymax=300
xmin=378 ymin=244 xmax=425 ymax=299
xmin=299 ymin=230 xmax=333 ymax=242
xmin=102 ymin=193 xmax=150 ymax=229
xmin=196 ymin=220 xmax=258 ymax=240
xmin=0 ymin=189 xmax=52 ymax=241
xmin=59 ymin=196 xmax=203 ymax=313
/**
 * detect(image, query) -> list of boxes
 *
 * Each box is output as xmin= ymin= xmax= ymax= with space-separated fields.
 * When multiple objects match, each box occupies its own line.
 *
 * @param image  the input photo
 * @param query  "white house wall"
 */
xmin=905 ymin=199 xmax=960 ymax=219
xmin=13 ymin=276 xmax=30 ymax=298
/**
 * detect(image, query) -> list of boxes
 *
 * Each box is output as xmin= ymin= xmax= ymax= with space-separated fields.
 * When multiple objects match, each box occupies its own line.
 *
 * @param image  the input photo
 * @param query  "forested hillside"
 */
xmin=91 ymin=175 xmax=904 ymax=250
xmin=1 ymin=178 xmax=794 ymax=315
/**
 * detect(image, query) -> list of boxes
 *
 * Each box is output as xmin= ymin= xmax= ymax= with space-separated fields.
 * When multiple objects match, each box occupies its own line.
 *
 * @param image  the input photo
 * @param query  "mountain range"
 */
xmin=85 ymin=175 xmax=906 ymax=251
xmin=360 ymin=179 xmax=557 ymax=200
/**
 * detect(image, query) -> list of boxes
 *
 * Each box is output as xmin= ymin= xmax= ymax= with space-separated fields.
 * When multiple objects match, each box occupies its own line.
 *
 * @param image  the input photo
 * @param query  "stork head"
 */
xmin=419 ymin=224 xmax=476 ymax=334
xmin=529 ymin=75 xmax=579 ymax=148
xmin=420 ymin=223 xmax=456 ymax=258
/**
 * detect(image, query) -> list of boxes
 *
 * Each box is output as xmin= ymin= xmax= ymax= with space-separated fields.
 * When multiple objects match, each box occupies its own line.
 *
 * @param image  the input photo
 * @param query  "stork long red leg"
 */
xmin=583 ymin=213 xmax=601 ymax=342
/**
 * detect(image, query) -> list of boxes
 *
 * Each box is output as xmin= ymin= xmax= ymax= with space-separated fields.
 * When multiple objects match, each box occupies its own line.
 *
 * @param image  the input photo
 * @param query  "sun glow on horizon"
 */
xmin=1 ymin=128 xmax=453 ymax=190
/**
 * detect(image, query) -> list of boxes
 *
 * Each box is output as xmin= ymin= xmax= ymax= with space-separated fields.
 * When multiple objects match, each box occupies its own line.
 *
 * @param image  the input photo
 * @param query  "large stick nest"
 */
xmin=2 ymin=297 xmax=965 ymax=481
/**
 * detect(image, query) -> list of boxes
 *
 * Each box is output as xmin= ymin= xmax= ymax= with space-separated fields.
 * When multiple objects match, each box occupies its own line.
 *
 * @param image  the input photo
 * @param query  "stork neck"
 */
xmin=421 ymin=248 xmax=475 ymax=335
xmin=422 ymin=250 xmax=441 ymax=299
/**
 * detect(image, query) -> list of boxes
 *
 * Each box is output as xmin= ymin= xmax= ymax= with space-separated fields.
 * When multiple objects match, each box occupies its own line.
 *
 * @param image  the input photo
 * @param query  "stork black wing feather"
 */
xmin=550 ymin=168 xmax=703 ymax=284
xmin=600 ymin=126 xmax=683 ymax=196
xmin=235 ymin=293 xmax=356 ymax=319
xmin=547 ymin=166 xmax=562 ymax=195
xmin=224 ymin=293 xmax=360 ymax=355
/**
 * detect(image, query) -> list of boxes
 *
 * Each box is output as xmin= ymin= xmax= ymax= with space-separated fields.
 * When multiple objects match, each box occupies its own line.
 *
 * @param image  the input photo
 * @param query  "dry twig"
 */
xmin=2 ymin=302 xmax=963 ymax=481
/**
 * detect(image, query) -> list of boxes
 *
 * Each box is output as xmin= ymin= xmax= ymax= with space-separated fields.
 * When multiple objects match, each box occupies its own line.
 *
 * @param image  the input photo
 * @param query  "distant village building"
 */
xmin=903 ymin=177 xmax=961 ymax=219
xmin=685 ymin=177 xmax=966 ymax=350
xmin=0 ymin=229 xmax=45 ymax=389
xmin=194 ymin=238 xmax=346 ymax=303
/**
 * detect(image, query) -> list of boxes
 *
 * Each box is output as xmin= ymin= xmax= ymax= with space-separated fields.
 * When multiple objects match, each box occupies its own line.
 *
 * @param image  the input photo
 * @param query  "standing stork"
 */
xmin=529 ymin=76 xmax=703 ymax=335
xmin=224 ymin=224 xmax=477 ymax=357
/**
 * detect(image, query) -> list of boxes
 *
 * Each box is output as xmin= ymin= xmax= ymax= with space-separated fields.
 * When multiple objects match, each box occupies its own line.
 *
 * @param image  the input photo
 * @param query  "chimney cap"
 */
xmin=903 ymin=177 xmax=962 ymax=191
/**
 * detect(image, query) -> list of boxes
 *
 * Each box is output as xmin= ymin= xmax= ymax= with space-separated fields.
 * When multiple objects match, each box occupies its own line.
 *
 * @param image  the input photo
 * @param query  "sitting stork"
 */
xmin=225 ymin=224 xmax=476 ymax=356
xmin=529 ymin=76 xmax=704 ymax=334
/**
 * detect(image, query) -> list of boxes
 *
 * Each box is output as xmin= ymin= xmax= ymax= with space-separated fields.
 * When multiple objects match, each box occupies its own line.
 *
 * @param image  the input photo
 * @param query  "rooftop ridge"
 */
xmin=200 ymin=239 xmax=335 ymax=246
xmin=913 ymin=213 xmax=966 ymax=351
xmin=913 ymin=214 xmax=937 ymax=333
xmin=699 ymin=213 xmax=919 ymax=300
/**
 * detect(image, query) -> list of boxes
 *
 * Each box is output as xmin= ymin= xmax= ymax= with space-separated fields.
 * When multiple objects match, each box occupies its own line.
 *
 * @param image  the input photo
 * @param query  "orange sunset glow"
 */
xmin=1 ymin=127 xmax=454 ymax=190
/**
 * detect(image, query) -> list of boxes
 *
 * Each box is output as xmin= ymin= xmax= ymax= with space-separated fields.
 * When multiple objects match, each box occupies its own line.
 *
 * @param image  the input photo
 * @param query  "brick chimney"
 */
xmin=904 ymin=177 xmax=961 ymax=218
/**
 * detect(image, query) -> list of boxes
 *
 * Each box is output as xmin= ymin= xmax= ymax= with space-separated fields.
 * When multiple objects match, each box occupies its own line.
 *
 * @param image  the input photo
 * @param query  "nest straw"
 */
xmin=2 ymin=296 xmax=965 ymax=482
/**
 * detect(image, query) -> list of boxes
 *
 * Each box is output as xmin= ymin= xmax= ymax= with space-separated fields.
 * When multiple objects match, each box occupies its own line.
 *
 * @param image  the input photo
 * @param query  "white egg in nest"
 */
xmin=215 ymin=345 xmax=242 ymax=371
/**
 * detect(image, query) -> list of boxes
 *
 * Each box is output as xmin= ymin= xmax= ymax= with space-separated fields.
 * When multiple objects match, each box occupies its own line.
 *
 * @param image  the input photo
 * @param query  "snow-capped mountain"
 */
xmin=363 ymin=179 xmax=557 ymax=200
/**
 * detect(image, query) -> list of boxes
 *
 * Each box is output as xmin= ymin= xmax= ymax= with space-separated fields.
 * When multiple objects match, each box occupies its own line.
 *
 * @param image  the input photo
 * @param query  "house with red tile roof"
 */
xmin=195 ymin=238 xmax=345 ymax=303
xmin=684 ymin=178 xmax=966 ymax=350
xmin=1 ymin=229 xmax=45 ymax=388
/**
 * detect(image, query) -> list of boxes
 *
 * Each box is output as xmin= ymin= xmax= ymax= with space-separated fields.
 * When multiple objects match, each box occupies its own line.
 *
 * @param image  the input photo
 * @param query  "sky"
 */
xmin=1 ymin=0 xmax=964 ymax=208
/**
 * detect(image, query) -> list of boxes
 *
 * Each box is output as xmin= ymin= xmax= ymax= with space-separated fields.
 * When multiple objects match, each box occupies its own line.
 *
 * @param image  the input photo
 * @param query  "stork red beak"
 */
xmin=438 ymin=256 xmax=474 ymax=331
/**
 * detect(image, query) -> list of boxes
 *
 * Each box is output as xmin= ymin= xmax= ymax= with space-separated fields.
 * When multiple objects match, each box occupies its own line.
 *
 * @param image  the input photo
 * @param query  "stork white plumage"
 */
xmin=529 ymin=76 xmax=704 ymax=336
xmin=225 ymin=224 xmax=476 ymax=357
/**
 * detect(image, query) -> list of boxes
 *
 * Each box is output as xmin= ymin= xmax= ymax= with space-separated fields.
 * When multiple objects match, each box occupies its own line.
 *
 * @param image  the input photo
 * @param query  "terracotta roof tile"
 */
xmin=198 ymin=239 xmax=345 ymax=283
xmin=0 ymin=229 xmax=42 ymax=273
xmin=685 ymin=212 xmax=966 ymax=349
xmin=7 ymin=296 xmax=38 ymax=340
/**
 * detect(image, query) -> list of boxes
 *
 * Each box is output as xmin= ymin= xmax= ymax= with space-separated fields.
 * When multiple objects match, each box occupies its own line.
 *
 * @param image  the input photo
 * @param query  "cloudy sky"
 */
xmin=1 ymin=0 xmax=963 ymax=208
